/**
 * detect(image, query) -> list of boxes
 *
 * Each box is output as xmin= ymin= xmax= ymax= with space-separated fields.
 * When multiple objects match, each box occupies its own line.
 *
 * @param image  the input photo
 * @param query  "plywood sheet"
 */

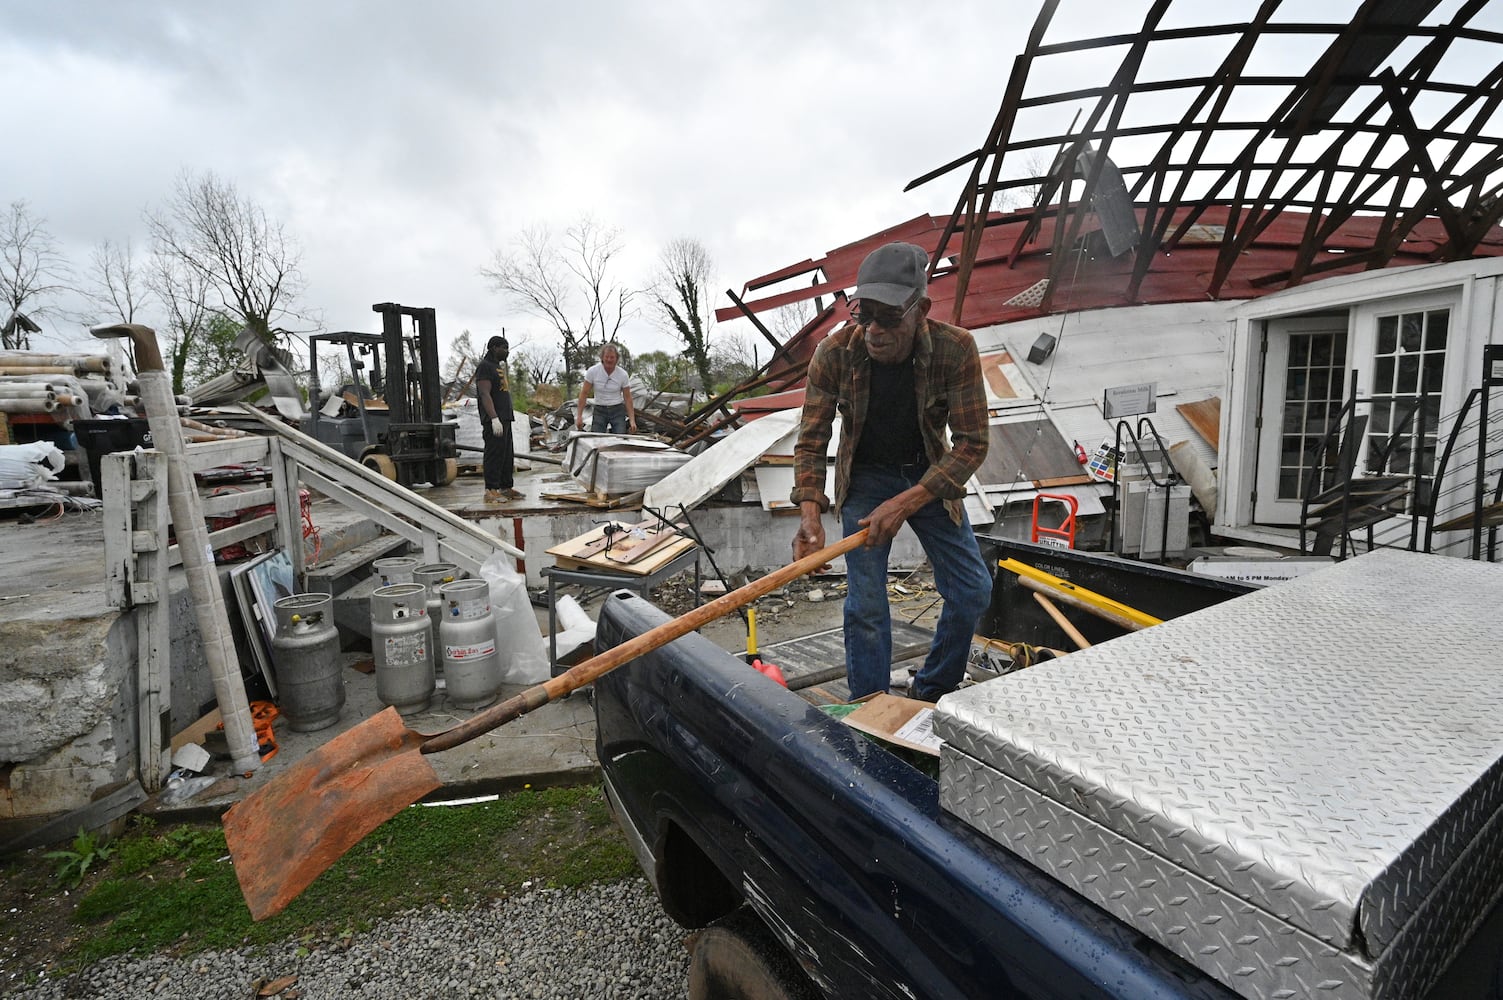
xmin=975 ymin=417 xmax=1082 ymax=485
xmin=1175 ymin=396 xmax=1221 ymax=451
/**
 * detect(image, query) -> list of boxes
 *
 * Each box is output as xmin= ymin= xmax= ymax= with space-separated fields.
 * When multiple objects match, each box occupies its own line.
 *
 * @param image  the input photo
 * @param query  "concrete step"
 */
xmin=307 ymin=533 xmax=415 ymax=648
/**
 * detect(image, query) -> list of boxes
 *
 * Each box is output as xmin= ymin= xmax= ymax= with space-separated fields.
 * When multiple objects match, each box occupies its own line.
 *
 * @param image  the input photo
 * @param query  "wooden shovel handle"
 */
xmin=422 ymin=528 xmax=869 ymax=754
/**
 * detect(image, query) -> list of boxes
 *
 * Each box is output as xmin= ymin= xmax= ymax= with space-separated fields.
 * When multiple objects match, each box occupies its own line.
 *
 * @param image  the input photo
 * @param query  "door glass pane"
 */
xmin=1277 ymin=330 xmax=1348 ymax=500
xmin=1365 ymin=308 xmax=1448 ymax=513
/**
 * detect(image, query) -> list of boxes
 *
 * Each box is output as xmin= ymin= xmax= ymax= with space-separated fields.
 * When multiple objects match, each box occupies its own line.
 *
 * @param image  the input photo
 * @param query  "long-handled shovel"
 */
xmin=224 ymin=529 xmax=868 ymax=920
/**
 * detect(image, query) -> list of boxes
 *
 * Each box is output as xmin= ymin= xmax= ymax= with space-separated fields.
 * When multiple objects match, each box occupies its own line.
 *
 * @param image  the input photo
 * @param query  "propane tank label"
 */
xmin=445 ymin=640 xmax=497 ymax=660
xmin=385 ymin=634 xmax=427 ymax=665
xmin=449 ymin=596 xmax=491 ymax=620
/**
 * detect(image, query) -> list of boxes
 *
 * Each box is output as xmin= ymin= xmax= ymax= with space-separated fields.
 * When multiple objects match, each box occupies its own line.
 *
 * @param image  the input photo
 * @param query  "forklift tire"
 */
xmin=440 ymin=458 xmax=458 ymax=486
xmin=688 ymin=908 xmax=817 ymax=1000
xmin=362 ymin=452 xmax=397 ymax=481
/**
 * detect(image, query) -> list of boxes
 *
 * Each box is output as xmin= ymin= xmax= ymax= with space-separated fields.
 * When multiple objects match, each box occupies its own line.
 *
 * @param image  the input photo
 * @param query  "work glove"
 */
xmin=490 ymin=418 xmax=505 ymax=436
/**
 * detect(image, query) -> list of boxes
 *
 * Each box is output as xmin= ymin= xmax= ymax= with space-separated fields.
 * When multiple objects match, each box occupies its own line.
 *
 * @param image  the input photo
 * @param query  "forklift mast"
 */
xmin=373 ymin=302 xmax=443 ymax=427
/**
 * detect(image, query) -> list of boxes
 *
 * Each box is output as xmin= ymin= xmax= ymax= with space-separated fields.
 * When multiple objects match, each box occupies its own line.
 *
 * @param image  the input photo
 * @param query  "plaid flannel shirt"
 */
xmin=791 ymin=316 xmax=989 ymax=525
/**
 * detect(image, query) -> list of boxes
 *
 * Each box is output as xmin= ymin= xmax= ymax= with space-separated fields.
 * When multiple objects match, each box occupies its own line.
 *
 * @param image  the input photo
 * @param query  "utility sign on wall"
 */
xmin=1103 ymin=382 xmax=1157 ymax=420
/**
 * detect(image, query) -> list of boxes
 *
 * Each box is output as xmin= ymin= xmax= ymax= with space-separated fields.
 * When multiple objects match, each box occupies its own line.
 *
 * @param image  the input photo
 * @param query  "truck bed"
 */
xmin=594 ymin=591 xmax=1238 ymax=999
xmin=593 ymin=547 xmax=1503 ymax=999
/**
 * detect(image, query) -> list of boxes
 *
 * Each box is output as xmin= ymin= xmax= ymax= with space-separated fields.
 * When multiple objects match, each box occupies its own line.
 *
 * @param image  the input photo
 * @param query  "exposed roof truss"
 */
xmin=913 ymin=0 xmax=1503 ymax=318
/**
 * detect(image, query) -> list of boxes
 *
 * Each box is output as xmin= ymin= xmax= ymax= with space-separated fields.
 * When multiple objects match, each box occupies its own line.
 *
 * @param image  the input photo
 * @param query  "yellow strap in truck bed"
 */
xmin=996 ymin=558 xmax=1163 ymax=630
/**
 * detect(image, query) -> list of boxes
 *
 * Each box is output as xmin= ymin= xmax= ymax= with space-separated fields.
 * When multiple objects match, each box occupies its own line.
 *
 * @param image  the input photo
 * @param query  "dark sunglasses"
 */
xmin=855 ymin=296 xmax=919 ymax=329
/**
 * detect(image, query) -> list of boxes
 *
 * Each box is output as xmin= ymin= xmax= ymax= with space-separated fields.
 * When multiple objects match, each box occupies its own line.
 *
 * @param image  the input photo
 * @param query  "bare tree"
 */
xmin=479 ymin=216 xmax=634 ymax=387
xmin=83 ymin=238 xmax=153 ymax=325
xmin=768 ymin=298 xmax=816 ymax=342
xmin=649 ymin=237 xmax=716 ymax=392
xmin=513 ymin=341 xmax=560 ymax=387
xmin=443 ymin=329 xmax=478 ymax=384
xmin=0 ymin=200 xmax=71 ymax=349
xmin=148 ymin=247 xmax=220 ymax=395
xmin=710 ymin=331 xmax=759 ymax=387
xmin=146 ymin=170 xmax=306 ymax=349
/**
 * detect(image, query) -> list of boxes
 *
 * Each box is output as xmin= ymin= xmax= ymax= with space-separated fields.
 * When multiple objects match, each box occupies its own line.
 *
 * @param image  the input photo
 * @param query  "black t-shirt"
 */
xmin=476 ymin=358 xmax=513 ymax=424
xmin=853 ymin=358 xmax=925 ymax=468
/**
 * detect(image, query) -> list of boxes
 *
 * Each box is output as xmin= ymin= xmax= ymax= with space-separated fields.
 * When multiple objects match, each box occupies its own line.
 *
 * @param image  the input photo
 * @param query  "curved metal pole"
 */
xmin=92 ymin=323 xmax=262 ymax=775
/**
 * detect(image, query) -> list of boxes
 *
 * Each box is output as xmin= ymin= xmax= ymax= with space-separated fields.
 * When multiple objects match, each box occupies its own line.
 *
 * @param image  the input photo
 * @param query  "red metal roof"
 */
xmin=718 ymin=206 xmax=1503 ymax=333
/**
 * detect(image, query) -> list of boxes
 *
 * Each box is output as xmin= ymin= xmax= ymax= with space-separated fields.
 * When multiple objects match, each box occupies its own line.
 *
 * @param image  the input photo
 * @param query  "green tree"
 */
xmin=634 ymin=349 xmax=694 ymax=392
xmin=182 ymin=313 xmax=244 ymax=391
xmin=648 ymin=238 xmax=715 ymax=392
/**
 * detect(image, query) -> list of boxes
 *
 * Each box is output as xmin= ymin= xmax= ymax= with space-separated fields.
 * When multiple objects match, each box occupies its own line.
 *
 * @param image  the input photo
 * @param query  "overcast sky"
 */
xmin=2 ymin=1 xmax=1488 ymax=370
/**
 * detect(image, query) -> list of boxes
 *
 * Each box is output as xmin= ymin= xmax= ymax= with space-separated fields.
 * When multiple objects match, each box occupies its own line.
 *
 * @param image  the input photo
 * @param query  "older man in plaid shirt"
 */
xmin=791 ymin=241 xmax=993 ymax=703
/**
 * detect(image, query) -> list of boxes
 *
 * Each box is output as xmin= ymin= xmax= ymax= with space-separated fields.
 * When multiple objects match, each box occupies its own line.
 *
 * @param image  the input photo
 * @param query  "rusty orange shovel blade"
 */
xmin=222 ymin=707 xmax=442 ymax=921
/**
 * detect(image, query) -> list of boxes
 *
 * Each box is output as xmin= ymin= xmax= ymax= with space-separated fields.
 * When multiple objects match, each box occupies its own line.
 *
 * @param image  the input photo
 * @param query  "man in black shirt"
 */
xmin=476 ymin=336 xmax=521 ymax=503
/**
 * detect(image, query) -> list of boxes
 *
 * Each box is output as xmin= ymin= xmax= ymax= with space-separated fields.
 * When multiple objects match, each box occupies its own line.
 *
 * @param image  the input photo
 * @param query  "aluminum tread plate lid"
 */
xmin=934 ymin=550 xmax=1503 ymax=955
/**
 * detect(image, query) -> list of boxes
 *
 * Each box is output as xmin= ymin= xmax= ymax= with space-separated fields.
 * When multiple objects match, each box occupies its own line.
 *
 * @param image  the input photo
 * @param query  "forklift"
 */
xmin=302 ymin=302 xmax=458 ymax=488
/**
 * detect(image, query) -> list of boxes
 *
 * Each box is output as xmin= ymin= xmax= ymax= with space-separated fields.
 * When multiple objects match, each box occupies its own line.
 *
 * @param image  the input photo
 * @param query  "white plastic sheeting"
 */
xmin=0 ymin=442 xmax=65 ymax=490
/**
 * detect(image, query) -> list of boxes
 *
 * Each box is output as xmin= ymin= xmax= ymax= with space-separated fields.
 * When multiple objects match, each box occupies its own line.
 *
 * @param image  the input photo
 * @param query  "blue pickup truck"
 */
xmin=592 ymin=542 xmax=1503 ymax=1000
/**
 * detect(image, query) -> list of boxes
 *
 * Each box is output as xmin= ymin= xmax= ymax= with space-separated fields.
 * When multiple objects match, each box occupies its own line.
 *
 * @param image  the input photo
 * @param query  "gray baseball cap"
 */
xmin=853 ymin=242 xmax=929 ymax=307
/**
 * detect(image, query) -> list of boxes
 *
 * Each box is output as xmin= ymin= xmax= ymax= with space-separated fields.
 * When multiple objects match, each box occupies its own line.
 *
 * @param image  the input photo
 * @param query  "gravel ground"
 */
xmin=7 ymin=880 xmax=690 ymax=1000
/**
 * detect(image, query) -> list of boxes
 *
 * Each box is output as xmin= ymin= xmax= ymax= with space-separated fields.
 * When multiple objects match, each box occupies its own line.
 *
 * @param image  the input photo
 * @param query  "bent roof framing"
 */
xmin=914 ymin=0 xmax=1503 ymax=321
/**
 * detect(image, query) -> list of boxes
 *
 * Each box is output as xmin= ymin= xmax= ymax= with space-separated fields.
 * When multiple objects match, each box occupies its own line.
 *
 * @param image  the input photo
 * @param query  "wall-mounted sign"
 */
xmin=1103 ymin=382 xmax=1157 ymax=420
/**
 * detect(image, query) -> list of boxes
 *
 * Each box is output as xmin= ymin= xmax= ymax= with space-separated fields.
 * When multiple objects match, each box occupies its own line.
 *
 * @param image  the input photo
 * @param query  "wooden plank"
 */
xmin=181 ymin=436 xmax=272 ymax=472
xmin=1433 ymin=501 xmax=1503 ymax=533
xmin=199 ymin=486 xmax=276 ymax=517
xmin=269 ymin=440 xmax=304 ymax=580
xmin=134 ymin=450 xmax=172 ymax=792
xmin=1175 ymin=396 xmax=1222 ymax=451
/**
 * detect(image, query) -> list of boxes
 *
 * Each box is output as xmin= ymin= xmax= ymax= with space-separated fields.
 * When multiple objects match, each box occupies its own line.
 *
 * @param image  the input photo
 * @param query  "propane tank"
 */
xmin=270 ymin=593 xmax=344 ymax=732
xmin=439 ymin=579 xmax=502 ymax=710
xmin=412 ymin=562 xmax=462 ymax=676
xmin=373 ymin=555 xmax=421 ymax=588
xmin=370 ymin=583 xmax=435 ymax=715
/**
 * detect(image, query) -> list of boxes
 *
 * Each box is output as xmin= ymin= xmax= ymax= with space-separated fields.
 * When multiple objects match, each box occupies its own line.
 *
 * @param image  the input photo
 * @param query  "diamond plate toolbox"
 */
xmin=934 ymin=550 xmax=1503 ymax=1000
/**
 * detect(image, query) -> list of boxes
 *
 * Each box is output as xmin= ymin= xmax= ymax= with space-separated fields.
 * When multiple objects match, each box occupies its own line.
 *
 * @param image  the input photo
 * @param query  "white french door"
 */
xmin=1253 ymin=315 xmax=1349 ymax=524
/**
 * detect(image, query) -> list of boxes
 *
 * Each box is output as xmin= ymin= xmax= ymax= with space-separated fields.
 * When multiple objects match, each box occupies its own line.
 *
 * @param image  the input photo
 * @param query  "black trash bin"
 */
xmin=74 ymin=418 xmax=154 ymax=493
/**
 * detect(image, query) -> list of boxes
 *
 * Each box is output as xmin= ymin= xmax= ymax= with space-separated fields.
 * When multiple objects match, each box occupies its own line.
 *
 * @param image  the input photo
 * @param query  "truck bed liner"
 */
xmin=934 ymin=550 xmax=1503 ymax=1000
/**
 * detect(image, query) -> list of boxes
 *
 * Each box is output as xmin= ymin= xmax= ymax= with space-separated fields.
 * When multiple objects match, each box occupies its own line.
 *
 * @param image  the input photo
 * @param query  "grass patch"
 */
xmin=57 ymin=784 xmax=634 ymax=970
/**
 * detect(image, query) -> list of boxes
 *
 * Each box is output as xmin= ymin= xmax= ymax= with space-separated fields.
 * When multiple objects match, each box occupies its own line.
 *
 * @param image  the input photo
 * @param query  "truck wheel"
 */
xmin=688 ymin=909 xmax=816 ymax=1000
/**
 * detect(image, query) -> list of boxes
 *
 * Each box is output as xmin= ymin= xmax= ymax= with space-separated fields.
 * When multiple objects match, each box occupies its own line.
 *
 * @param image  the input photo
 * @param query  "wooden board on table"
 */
xmin=546 ymin=521 xmax=697 ymax=575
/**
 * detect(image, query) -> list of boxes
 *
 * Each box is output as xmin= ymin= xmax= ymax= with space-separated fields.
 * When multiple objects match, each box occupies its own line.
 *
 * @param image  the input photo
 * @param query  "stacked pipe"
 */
xmin=0 ymin=351 xmax=113 ymax=377
xmin=0 ymin=352 xmax=114 ymax=425
xmin=4 ymin=373 xmax=116 ymax=414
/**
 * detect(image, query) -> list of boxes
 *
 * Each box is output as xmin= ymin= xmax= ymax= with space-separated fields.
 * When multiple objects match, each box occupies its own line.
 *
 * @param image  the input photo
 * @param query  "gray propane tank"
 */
xmin=412 ymin=562 xmax=462 ymax=676
xmin=370 ymin=582 xmax=435 ymax=715
xmin=372 ymin=555 xmax=421 ymax=588
xmin=270 ymin=593 xmax=344 ymax=732
xmin=438 ymin=578 xmax=502 ymax=710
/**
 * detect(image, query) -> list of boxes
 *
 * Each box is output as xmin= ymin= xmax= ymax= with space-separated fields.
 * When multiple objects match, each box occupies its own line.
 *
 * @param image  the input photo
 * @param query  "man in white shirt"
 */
xmin=575 ymin=344 xmax=636 ymax=434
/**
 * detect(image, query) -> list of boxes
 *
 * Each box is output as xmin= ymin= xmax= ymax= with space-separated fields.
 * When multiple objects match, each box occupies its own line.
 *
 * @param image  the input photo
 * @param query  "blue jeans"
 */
xmin=591 ymin=403 xmax=627 ymax=434
xmin=841 ymin=464 xmax=993 ymax=701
